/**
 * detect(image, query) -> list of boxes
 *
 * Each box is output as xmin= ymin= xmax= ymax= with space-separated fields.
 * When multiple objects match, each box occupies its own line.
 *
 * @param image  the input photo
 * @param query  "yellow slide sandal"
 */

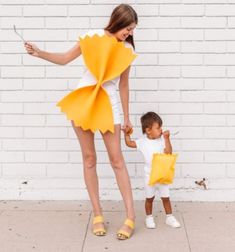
xmin=93 ymin=215 xmax=106 ymax=236
xmin=117 ymin=218 xmax=135 ymax=240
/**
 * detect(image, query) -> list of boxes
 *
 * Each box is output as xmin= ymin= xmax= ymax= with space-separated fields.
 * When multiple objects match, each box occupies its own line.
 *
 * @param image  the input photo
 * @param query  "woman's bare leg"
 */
xmin=100 ymin=124 xmax=135 ymax=236
xmin=71 ymin=121 xmax=104 ymax=232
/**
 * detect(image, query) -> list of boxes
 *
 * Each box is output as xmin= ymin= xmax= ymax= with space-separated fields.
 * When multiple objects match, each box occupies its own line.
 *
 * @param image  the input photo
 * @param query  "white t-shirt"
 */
xmin=76 ymin=29 xmax=135 ymax=93
xmin=136 ymin=135 xmax=166 ymax=174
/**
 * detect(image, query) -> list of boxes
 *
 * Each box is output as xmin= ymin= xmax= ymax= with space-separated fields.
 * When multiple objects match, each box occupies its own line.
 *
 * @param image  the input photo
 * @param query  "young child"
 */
xmin=123 ymin=111 xmax=180 ymax=229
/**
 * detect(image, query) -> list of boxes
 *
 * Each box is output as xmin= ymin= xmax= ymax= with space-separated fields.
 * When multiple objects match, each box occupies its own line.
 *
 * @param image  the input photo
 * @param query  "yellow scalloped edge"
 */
xmin=79 ymin=32 xmax=137 ymax=56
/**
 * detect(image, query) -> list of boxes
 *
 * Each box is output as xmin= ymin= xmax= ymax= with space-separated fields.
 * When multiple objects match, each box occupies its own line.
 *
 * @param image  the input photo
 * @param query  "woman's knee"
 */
xmin=83 ymin=154 xmax=96 ymax=169
xmin=110 ymin=156 xmax=124 ymax=170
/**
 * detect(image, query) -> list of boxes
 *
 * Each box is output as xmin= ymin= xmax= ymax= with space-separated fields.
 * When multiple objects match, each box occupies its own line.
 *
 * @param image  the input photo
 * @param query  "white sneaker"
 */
xmin=165 ymin=215 xmax=181 ymax=228
xmin=145 ymin=215 xmax=156 ymax=229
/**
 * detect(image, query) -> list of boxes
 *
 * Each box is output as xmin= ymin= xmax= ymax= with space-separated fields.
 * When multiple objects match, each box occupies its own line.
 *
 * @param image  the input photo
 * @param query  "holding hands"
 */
xmin=122 ymin=118 xmax=133 ymax=136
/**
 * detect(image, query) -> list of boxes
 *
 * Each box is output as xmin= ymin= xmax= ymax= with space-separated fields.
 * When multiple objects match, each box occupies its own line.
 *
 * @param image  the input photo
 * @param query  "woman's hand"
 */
xmin=24 ymin=42 xmax=40 ymax=57
xmin=122 ymin=117 xmax=133 ymax=134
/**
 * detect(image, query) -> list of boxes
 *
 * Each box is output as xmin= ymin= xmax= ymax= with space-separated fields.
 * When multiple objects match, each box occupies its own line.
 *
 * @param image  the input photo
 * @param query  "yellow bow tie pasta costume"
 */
xmin=148 ymin=153 xmax=178 ymax=185
xmin=56 ymin=34 xmax=137 ymax=134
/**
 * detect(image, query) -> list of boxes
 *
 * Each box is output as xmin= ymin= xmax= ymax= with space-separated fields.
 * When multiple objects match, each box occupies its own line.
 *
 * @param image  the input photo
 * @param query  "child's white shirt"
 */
xmin=135 ymin=135 xmax=166 ymax=175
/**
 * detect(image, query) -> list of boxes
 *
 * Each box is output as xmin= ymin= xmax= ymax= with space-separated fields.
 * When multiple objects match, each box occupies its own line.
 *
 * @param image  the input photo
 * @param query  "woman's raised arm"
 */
xmin=24 ymin=41 xmax=82 ymax=65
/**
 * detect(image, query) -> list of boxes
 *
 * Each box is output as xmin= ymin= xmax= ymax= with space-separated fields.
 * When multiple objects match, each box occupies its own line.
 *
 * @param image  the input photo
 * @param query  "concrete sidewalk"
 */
xmin=0 ymin=201 xmax=235 ymax=252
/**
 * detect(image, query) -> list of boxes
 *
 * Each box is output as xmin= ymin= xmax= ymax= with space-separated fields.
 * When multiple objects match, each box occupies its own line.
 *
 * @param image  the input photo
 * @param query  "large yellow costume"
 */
xmin=56 ymin=34 xmax=137 ymax=134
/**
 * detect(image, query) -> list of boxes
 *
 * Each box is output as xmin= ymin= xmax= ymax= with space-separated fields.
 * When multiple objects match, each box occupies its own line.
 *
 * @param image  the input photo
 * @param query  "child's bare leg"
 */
xmin=161 ymin=197 xmax=172 ymax=214
xmin=162 ymin=197 xmax=181 ymax=228
xmin=145 ymin=196 xmax=156 ymax=228
xmin=145 ymin=196 xmax=155 ymax=215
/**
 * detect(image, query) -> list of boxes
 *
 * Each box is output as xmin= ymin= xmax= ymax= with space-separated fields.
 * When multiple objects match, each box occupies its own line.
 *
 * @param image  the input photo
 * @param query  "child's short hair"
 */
xmin=140 ymin=112 xmax=162 ymax=134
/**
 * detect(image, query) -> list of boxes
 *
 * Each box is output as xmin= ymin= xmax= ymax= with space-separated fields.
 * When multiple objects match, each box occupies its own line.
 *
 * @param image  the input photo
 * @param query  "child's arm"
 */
xmin=162 ymin=130 xmax=172 ymax=154
xmin=122 ymin=127 xmax=137 ymax=148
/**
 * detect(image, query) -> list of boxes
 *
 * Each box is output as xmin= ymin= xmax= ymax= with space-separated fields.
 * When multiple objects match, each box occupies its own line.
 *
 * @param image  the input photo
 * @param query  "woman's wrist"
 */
xmin=37 ymin=49 xmax=43 ymax=58
xmin=124 ymin=114 xmax=130 ymax=121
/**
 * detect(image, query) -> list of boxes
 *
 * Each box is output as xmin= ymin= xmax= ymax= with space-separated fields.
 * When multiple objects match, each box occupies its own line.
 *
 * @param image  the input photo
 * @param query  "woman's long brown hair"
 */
xmin=104 ymin=4 xmax=138 ymax=49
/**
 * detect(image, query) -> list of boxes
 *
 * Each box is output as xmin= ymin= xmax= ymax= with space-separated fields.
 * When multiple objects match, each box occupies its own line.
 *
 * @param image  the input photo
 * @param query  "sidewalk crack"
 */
xmin=81 ymin=211 xmax=91 ymax=252
xmin=181 ymin=212 xmax=192 ymax=252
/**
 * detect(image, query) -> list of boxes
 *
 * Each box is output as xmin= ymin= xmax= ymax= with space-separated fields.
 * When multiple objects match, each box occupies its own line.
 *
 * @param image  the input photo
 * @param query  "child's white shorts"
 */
xmin=144 ymin=174 xmax=170 ymax=198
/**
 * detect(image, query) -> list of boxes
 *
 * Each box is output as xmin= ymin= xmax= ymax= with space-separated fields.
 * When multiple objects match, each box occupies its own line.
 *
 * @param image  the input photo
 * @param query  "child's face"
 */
xmin=146 ymin=122 xmax=162 ymax=139
xmin=115 ymin=23 xmax=136 ymax=41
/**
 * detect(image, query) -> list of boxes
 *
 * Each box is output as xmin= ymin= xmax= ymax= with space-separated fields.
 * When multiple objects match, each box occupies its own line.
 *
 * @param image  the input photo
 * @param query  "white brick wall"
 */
xmin=1 ymin=0 xmax=235 ymax=201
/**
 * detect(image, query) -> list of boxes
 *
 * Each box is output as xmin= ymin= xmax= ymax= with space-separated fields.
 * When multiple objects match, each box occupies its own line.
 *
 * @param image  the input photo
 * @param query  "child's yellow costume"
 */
xmin=148 ymin=153 xmax=178 ymax=185
xmin=56 ymin=34 xmax=137 ymax=134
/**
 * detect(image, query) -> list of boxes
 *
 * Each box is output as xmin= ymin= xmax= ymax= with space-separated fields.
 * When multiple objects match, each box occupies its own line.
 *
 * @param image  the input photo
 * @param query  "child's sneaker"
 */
xmin=145 ymin=215 xmax=156 ymax=229
xmin=165 ymin=215 xmax=181 ymax=228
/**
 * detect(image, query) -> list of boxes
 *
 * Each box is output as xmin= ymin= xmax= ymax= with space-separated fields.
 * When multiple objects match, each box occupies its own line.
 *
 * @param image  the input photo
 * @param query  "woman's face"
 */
xmin=115 ymin=22 xmax=136 ymax=41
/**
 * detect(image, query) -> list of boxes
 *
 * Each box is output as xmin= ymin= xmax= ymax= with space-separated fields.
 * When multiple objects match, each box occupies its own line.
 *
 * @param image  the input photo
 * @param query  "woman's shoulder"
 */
xmin=77 ymin=29 xmax=104 ymax=41
xmin=123 ymin=41 xmax=136 ymax=54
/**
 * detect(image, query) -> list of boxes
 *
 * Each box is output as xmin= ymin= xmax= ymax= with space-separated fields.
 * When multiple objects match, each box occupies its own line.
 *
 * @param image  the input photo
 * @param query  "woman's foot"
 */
xmin=93 ymin=215 xmax=106 ymax=236
xmin=116 ymin=218 xmax=135 ymax=240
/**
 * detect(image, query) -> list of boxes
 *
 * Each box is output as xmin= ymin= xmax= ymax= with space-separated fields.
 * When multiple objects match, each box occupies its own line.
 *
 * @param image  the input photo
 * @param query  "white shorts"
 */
xmin=76 ymin=76 xmax=121 ymax=125
xmin=144 ymin=174 xmax=170 ymax=199
xmin=103 ymin=83 xmax=121 ymax=125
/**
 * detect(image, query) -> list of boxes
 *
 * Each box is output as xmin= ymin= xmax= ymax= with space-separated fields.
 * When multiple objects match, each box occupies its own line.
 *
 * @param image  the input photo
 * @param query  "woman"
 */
xmin=24 ymin=4 xmax=138 ymax=240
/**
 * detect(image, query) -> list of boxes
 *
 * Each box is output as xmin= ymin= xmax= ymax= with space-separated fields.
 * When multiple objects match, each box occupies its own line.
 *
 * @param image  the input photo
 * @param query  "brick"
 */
xmin=206 ymin=4 xmax=235 ymax=16
xmin=159 ymin=4 xmax=204 ymax=16
xmin=159 ymin=103 xmax=203 ymax=114
xmin=159 ymin=29 xmax=203 ymax=41
xmin=23 ymin=5 xmax=67 ymax=17
xmin=0 ymin=54 xmax=21 ymax=66
xmin=138 ymin=17 xmax=180 ymax=28
xmin=0 ymin=151 xmax=24 ymax=162
xmin=69 ymin=5 xmax=114 ymax=16
xmin=0 ymin=127 xmax=23 ymax=138
xmin=159 ymin=79 xmax=203 ymax=90
xmin=0 ymin=79 xmax=22 ymax=90
xmin=182 ymin=66 xmax=226 ymax=77
xmin=136 ymin=66 xmax=180 ymax=78
xmin=181 ymin=115 xmax=226 ymax=126
xmin=1 ymin=17 xmax=44 ymax=29
xmin=159 ymin=54 xmax=203 ymax=65
xmin=136 ymin=41 xmax=180 ymax=53
xmin=136 ymin=90 xmax=180 ymax=102
xmin=2 ymin=115 xmax=45 ymax=126
xmin=24 ymin=127 xmax=68 ymax=138
xmin=1 ymin=67 xmax=45 ymax=78
xmin=205 ymin=127 xmax=235 ymax=138
xmin=1 ymin=91 xmax=45 ymax=102
xmin=205 ymin=152 xmax=235 ymax=163
xmin=181 ymin=41 xmax=226 ymax=53
xmin=23 ymin=79 xmax=68 ymax=90
xmin=0 ymin=5 xmax=22 ymax=16
xmin=25 ymin=151 xmax=68 ymax=163
xmin=2 ymin=164 xmax=46 ymax=177
xmin=181 ymin=91 xmax=226 ymax=102
xmin=45 ymin=17 xmax=89 ymax=29
xmin=182 ymin=139 xmax=226 ymax=151
xmin=3 ymin=139 xmax=46 ymax=151
xmin=181 ymin=164 xmax=226 ymax=178
xmin=182 ymin=17 xmax=226 ymax=28
xmin=0 ymin=103 xmax=23 ymax=114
